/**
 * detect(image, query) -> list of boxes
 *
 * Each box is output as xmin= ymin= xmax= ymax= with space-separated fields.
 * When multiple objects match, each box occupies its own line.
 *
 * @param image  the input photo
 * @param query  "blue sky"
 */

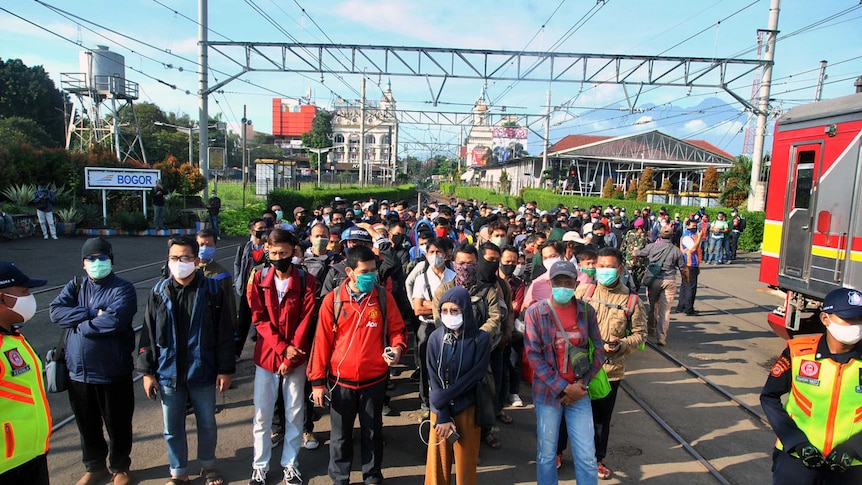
xmin=2 ymin=0 xmax=861 ymax=160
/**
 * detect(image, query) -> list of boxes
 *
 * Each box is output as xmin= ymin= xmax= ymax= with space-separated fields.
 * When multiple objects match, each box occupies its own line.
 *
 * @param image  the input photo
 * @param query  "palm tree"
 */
xmin=720 ymin=155 xmax=752 ymax=207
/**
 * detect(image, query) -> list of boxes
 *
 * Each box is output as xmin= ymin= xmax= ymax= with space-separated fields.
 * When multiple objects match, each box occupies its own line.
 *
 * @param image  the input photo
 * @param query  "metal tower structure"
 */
xmin=742 ymin=31 xmax=765 ymax=157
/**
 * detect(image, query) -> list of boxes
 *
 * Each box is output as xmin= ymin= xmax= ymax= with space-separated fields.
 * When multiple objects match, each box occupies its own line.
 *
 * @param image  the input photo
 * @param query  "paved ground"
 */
xmin=2 ymin=235 xmax=789 ymax=484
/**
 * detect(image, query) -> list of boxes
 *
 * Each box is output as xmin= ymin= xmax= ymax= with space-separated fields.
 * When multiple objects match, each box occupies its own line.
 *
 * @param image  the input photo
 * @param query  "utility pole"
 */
xmin=359 ymin=77 xmax=366 ymax=186
xmin=241 ymin=104 xmax=248 ymax=206
xmin=748 ymin=0 xmax=780 ymax=212
xmin=198 ymin=0 xmax=210 ymax=197
xmin=541 ymin=89 xmax=551 ymax=188
xmin=814 ymin=60 xmax=828 ymax=101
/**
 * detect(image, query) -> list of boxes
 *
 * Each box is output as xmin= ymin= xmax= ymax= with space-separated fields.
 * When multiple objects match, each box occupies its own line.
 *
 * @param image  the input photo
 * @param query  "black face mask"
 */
xmin=391 ymin=234 xmax=406 ymax=247
xmin=269 ymin=257 xmax=291 ymax=273
xmin=477 ymin=256 xmax=500 ymax=286
xmin=255 ymin=230 xmax=267 ymax=240
xmin=264 ymin=219 xmax=275 ymax=228
xmin=500 ymin=263 xmax=516 ymax=276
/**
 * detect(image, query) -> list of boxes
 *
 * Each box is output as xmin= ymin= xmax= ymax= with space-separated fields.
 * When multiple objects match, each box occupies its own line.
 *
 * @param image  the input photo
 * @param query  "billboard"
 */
xmin=468 ymin=126 xmax=529 ymax=167
xmin=85 ymin=167 xmax=160 ymax=189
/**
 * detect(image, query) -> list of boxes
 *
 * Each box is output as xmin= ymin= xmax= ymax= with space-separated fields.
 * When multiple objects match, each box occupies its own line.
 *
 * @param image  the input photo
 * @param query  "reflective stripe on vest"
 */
xmin=776 ymin=334 xmax=862 ymax=465
xmin=0 ymin=333 xmax=52 ymax=474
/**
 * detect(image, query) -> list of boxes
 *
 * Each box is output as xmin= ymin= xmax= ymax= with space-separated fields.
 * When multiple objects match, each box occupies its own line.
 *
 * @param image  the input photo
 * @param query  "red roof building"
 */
xmin=272 ymin=100 xmax=316 ymax=137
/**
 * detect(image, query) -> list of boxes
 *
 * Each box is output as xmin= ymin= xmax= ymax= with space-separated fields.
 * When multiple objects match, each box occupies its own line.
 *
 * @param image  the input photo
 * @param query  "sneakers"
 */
xmin=271 ymin=429 xmax=284 ymax=446
xmin=249 ymin=468 xmax=266 ymax=485
xmin=508 ymin=393 xmax=524 ymax=407
xmin=76 ymin=470 xmax=110 ymax=485
xmin=657 ymin=337 xmax=667 ymax=346
xmin=283 ymin=465 xmax=302 ymax=485
xmin=303 ymin=431 xmax=319 ymax=450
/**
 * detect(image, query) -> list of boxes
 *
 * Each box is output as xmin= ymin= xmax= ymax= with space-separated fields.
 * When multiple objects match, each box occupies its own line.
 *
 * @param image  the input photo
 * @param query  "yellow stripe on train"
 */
xmin=811 ymin=245 xmax=862 ymax=262
xmin=762 ymin=220 xmax=782 ymax=257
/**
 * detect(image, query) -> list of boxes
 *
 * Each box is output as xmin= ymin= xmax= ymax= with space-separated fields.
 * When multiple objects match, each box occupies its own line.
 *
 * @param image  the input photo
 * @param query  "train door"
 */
xmin=779 ymin=143 xmax=822 ymax=281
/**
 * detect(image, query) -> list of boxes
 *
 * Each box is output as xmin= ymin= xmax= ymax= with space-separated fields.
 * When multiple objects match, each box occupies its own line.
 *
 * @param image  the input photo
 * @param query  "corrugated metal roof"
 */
xmin=779 ymin=92 xmax=862 ymax=126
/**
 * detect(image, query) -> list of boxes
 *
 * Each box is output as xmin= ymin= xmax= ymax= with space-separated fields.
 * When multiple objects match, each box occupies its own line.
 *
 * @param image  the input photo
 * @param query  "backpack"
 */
xmin=582 ymin=284 xmax=644 ymax=351
xmin=641 ymin=245 xmax=673 ymax=287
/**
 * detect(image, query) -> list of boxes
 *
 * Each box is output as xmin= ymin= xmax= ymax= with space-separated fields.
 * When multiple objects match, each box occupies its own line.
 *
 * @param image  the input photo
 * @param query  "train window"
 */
xmin=793 ymin=150 xmax=815 ymax=209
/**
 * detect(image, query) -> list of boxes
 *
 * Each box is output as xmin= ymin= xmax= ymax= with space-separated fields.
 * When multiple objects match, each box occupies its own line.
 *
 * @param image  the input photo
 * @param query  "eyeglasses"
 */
xmin=84 ymin=254 xmax=110 ymax=262
xmin=168 ymin=255 xmax=196 ymax=263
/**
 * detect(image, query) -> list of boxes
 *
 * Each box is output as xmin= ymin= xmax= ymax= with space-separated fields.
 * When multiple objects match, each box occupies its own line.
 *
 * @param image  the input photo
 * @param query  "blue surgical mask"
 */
xmin=354 ymin=272 xmax=377 ymax=293
xmin=84 ymin=259 xmax=112 ymax=280
xmin=551 ymin=287 xmax=575 ymax=304
xmin=198 ymin=246 xmax=216 ymax=261
xmin=595 ymin=267 xmax=619 ymax=286
xmin=274 ymin=210 xmax=283 ymax=221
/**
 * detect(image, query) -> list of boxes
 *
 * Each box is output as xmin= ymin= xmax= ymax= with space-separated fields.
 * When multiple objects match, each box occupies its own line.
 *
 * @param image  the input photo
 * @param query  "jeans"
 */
xmin=507 ymin=334 xmax=524 ymax=395
xmin=0 ymin=213 xmax=13 ymax=236
xmin=729 ymin=231 xmax=741 ymax=259
xmin=252 ymin=365 xmax=305 ymax=471
xmin=36 ymin=209 xmax=56 ymax=239
xmin=416 ymin=321 xmax=434 ymax=408
xmin=771 ymin=447 xmax=862 ymax=485
xmin=209 ymin=214 xmax=220 ymax=238
xmin=68 ymin=379 xmax=135 ymax=473
xmin=677 ymin=266 xmax=700 ymax=313
xmin=160 ymin=383 xmax=218 ymax=477
xmin=647 ymin=279 xmax=677 ymax=340
xmin=708 ymin=236 xmax=725 ymax=263
xmin=535 ymin=398 xmax=598 ymax=485
xmin=329 ymin=380 xmax=387 ymax=485
xmin=154 ymin=204 xmax=166 ymax=229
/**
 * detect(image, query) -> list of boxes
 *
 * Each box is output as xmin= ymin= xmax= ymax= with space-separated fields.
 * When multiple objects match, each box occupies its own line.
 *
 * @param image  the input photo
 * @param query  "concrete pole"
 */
xmin=390 ymin=124 xmax=398 ymax=183
xmin=242 ymin=105 xmax=247 ymax=206
xmin=748 ymin=0 xmax=780 ymax=212
xmin=199 ymin=0 xmax=210 ymax=197
xmin=814 ymin=60 xmax=827 ymax=102
xmin=359 ymin=77 xmax=366 ymax=186
xmin=542 ymin=89 xmax=551 ymax=182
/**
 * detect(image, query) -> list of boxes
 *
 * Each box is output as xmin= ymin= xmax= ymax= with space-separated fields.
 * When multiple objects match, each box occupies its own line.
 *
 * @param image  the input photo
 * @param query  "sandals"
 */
xmin=202 ymin=469 xmax=224 ymax=485
xmin=597 ymin=462 xmax=612 ymax=480
xmin=483 ymin=432 xmax=502 ymax=449
xmin=496 ymin=412 xmax=514 ymax=425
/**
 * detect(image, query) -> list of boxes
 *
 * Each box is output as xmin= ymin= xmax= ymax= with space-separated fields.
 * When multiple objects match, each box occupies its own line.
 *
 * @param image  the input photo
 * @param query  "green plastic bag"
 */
xmin=588 ymin=338 xmax=611 ymax=400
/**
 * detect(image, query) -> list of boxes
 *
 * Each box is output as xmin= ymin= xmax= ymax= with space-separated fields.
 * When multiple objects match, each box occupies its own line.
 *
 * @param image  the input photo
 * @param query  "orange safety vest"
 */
xmin=776 ymin=334 xmax=862 ymax=465
xmin=0 ymin=332 xmax=52 ymax=474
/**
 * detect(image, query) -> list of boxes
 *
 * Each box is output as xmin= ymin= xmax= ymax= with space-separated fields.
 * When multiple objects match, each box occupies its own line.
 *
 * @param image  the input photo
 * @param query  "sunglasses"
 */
xmin=84 ymin=254 xmax=110 ymax=262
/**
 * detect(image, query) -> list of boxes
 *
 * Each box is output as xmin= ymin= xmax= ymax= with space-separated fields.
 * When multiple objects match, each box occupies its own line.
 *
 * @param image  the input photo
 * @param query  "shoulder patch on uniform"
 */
xmin=4 ymin=348 xmax=31 ymax=376
xmin=770 ymin=356 xmax=791 ymax=377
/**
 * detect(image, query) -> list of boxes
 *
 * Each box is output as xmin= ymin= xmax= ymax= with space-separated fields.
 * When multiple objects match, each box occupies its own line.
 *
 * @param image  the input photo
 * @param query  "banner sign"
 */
xmin=85 ymin=167 xmax=160 ymax=189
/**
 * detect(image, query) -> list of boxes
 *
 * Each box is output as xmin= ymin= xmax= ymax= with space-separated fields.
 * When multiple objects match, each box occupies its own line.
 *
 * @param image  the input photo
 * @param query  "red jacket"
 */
xmin=247 ymin=265 xmax=317 ymax=373
xmin=308 ymin=280 xmax=407 ymax=390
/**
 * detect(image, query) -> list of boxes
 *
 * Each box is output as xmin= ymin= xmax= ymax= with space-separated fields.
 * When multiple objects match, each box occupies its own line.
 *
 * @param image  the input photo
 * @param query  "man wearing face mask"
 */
xmin=197 ymin=229 xmax=236 ymax=331
xmin=49 ymin=238 xmax=138 ymax=485
xmin=412 ymin=238 xmax=456 ymax=418
xmin=499 ymin=245 xmax=526 ymax=408
xmin=524 ymin=241 xmax=567 ymax=309
xmin=525 ymin=260 xmax=603 ymax=485
xmin=309 ymin=245 xmax=407 ymax=485
xmin=235 ymin=218 xmax=270 ymax=360
xmin=387 ymin=221 xmax=411 ymax=267
xmin=137 ymin=235 xmax=235 ymax=485
xmin=761 ymin=287 xmax=862 ymax=484
xmin=576 ymin=247 xmax=647 ymax=480
xmin=0 ymin=262 xmax=51 ymax=485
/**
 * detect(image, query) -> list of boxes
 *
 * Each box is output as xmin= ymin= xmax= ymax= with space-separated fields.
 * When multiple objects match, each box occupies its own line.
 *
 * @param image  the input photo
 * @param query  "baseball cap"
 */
xmin=659 ymin=226 xmax=674 ymax=238
xmin=0 ymin=262 xmax=47 ymax=289
xmin=822 ymin=288 xmax=862 ymax=319
xmin=561 ymin=231 xmax=587 ymax=244
xmin=549 ymin=260 xmax=578 ymax=280
xmin=341 ymin=227 xmax=373 ymax=242
xmin=293 ymin=206 xmax=307 ymax=215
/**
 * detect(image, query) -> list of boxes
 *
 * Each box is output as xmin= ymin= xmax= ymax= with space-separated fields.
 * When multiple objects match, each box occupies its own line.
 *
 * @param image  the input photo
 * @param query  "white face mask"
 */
xmin=168 ymin=261 xmax=196 ymax=279
xmin=825 ymin=315 xmax=862 ymax=345
xmin=291 ymin=256 xmax=302 ymax=265
xmin=6 ymin=293 xmax=37 ymax=323
xmin=441 ymin=314 xmax=463 ymax=330
xmin=542 ymin=257 xmax=560 ymax=272
xmin=513 ymin=264 xmax=525 ymax=277
xmin=428 ymin=254 xmax=445 ymax=268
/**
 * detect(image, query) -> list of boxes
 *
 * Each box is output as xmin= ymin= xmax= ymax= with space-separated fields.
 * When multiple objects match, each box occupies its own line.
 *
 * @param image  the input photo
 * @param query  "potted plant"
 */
xmin=55 ymin=207 xmax=84 ymax=235
xmin=194 ymin=209 xmax=210 ymax=231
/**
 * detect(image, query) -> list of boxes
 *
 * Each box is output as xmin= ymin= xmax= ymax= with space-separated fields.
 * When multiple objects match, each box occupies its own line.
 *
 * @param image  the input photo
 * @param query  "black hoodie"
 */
xmin=427 ymin=286 xmax=491 ymax=423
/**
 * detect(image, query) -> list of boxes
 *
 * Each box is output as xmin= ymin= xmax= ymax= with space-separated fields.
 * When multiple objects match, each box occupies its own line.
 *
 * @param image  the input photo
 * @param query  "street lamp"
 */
xmin=307 ymin=146 xmax=334 ymax=188
xmin=154 ymin=121 xmax=221 ymax=166
xmin=241 ymin=115 xmax=253 ymax=206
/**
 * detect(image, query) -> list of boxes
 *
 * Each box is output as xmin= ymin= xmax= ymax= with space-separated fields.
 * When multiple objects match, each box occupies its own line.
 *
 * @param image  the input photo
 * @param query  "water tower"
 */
xmin=61 ymin=45 xmax=148 ymax=164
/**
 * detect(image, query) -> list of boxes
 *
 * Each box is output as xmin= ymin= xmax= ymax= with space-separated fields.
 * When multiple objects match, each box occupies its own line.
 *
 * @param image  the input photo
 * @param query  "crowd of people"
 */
xmin=1 ymin=193 xmax=858 ymax=485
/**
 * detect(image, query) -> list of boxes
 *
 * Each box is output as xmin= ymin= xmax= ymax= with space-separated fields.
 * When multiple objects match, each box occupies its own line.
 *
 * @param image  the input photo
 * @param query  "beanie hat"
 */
xmin=81 ymin=237 xmax=113 ymax=260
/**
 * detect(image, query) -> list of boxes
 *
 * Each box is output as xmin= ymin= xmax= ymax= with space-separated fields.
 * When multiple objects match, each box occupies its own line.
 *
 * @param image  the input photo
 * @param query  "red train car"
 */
xmin=760 ymin=92 xmax=862 ymax=339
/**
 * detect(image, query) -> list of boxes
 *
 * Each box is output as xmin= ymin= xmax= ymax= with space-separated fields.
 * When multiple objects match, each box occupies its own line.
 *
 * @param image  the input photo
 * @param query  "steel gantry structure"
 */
xmin=194 ymin=23 xmax=771 ymax=191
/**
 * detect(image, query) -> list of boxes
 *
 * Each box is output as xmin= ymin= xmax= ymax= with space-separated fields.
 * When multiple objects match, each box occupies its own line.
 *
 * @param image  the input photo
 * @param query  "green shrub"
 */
xmin=107 ymin=211 xmax=148 ymax=231
xmin=453 ymin=186 xmax=521 ymax=209
xmin=268 ymin=184 xmax=417 ymax=215
xmin=220 ymin=203 xmax=266 ymax=236
xmin=439 ymin=182 xmax=456 ymax=194
xmin=737 ymin=210 xmax=764 ymax=252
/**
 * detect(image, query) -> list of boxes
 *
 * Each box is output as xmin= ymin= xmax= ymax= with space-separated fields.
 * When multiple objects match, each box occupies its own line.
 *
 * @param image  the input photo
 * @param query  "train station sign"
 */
xmin=85 ymin=167 xmax=160 ymax=189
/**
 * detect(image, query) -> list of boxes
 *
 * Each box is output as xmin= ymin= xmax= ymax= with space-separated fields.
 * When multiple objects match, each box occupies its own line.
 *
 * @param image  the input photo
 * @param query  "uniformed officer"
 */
xmin=761 ymin=287 xmax=862 ymax=484
xmin=0 ymin=262 xmax=51 ymax=485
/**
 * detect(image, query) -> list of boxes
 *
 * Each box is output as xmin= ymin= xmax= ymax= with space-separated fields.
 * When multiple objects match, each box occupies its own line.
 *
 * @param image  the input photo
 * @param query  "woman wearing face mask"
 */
xmin=761 ymin=287 xmax=862 ymax=484
xmin=425 ymin=287 xmax=490 ymax=485
xmin=0 ymin=262 xmax=51 ymax=485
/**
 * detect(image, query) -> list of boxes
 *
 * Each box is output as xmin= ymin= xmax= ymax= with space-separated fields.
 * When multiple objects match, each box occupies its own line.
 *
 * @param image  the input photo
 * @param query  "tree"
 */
xmin=703 ymin=166 xmax=720 ymax=192
xmin=720 ymin=155 xmax=752 ymax=207
xmin=602 ymin=177 xmax=615 ymax=198
xmin=499 ymin=171 xmax=511 ymax=193
xmin=153 ymin=155 xmax=204 ymax=195
xmin=661 ymin=178 xmax=673 ymax=191
xmin=0 ymin=117 xmax=51 ymax=149
xmin=0 ymin=58 xmax=67 ymax=148
xmin=301 ymin=110 xmax=333 ymax=170
xmin=638 ymin=167 xmax=655 ymax=201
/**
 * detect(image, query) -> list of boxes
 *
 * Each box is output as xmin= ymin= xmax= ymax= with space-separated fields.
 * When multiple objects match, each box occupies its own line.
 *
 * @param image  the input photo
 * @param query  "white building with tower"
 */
xmin=62 ymin=45 xmax=147 ymax=164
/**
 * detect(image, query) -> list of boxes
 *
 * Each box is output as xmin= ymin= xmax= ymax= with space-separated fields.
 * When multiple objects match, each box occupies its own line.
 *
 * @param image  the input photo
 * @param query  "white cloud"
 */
xmin=635 ymin=115 xmax=654 ymax=125
xmin=683 ymin=119 xmax=707 ymax=133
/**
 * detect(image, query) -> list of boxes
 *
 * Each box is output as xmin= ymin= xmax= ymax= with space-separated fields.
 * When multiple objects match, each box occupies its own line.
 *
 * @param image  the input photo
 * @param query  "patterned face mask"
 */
xmin=453 ymin=262 xmax=478 ymax=288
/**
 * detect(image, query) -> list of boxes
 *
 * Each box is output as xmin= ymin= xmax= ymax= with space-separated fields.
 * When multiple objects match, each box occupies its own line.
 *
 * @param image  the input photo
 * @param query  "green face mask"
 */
xmin=580 ymin=267 xmax=596 ymax=279
xmin=85 ymin=259 xmax=112 ymax=280
xmin=551 ymin=287 xmax=575 ymax=304
xmin=595 ymin=267 xmax=618 ymax=286
xmin=354 ymin=272 xmax=377 ymax=293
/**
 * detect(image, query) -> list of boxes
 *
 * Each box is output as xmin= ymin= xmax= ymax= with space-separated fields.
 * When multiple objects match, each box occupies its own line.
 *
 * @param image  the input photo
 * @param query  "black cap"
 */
xmin=81 ymin=237 xmax=113 ymax=260
xmin=0 ymin=262 xmax=47 ymax=289
xmin=822 ymin=288 xmax=862 ymax=319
